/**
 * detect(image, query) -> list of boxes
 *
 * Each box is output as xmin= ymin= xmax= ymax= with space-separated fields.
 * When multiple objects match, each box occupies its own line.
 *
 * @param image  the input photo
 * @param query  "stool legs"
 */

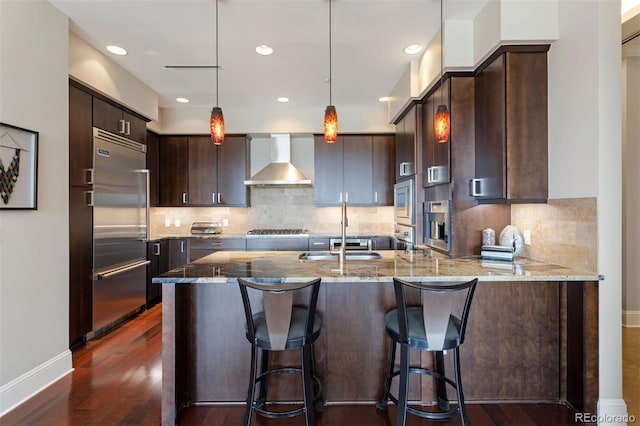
xmin=453 ymin=347 xmax=467 ymax=426
xmin=244 ymin=345 xmax=259 ymax=426
xmin=396 ymin=343 xmax=410 ymax=426
xmin=434 ymin=351 xmax=450 ymax=412
xmin=376 ymin=340 xmax=396 ymax=410
xmin=302 ymin=345 xmax=316 ymax=426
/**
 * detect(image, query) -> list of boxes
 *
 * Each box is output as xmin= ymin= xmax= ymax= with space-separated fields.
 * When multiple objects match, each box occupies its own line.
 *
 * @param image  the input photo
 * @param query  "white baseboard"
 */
xmin=594 ymin=399 xmax=632 ymax=426
xmin=622 ymin=310 xmax=640 ymax=327
xmin=0 ymin=350 xmax=73 ymax=417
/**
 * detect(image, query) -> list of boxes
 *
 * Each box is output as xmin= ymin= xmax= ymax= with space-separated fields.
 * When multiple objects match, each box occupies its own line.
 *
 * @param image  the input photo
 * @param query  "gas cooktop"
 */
xmin=246 ymin=228 xmax=310 ymax=237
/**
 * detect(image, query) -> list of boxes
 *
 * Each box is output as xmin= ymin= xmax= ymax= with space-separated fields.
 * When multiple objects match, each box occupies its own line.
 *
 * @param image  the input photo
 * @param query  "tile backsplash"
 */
xmin=511 ymin=197 xmax=597 ymax=272
xmin=150 ymin=186 xmax=394 ymax=237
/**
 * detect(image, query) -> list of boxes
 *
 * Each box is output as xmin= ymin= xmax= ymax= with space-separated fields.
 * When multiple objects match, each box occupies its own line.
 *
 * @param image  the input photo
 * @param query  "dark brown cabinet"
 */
xmin=188 ymin=238 xmax=246 ymax=262
xmin=92 ymin=97 xmax=147 ymax=144
xmin=246 ymin=238 xmax=309 ymax=251
xmin=314 ymin=134 xmax=394 ymax=206
xmin=147 ymin=240 xmax=169 ymax=306
xmin=69 ymin=85 xmax=93 ymax=187
xmin=422 ymin=79 xmax=451 ymax=187
xmin=395 ymin=103 xmax=417 ymax=181
xmin=370 ymin=236 xmax=393 ymax=250
xmin=158 ymin=135 xmax=249 ymax=207
xmin=146 ymin=130 xmax=160 ymax=207
xmin=309 ymin=237 xmax=330 ymax=251
xmin=168 ymin=239 xmax=188 ymax=270
xmin=472 ymin=48 xmax=549 ymax=203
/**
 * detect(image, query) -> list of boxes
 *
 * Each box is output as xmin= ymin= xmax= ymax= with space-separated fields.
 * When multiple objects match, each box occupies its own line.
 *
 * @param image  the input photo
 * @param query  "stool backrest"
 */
xmin=238 ymin=278 xmax=322 ymax=350
xmin=392 ymin=278 xmax=478 ymax=350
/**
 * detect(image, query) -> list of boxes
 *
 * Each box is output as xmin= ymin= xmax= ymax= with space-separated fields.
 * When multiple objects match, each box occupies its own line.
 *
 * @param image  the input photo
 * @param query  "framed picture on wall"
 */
xmin=0 ymin=122 xmax=39 ymax=210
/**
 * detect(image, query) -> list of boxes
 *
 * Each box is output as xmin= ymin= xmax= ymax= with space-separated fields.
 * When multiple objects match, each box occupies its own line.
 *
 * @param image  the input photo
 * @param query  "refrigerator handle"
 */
xmin=153 ymin=243 xmax=161 ymax=256
xmin=95 ymin=260 xmax=150 ymax=280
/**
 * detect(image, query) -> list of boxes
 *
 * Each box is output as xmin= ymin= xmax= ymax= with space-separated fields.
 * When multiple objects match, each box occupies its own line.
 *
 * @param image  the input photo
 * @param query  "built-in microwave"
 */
xmin=394 ymin=179 xmax=415 ymax=226
xmin=425 ymin=200 xmax=451 ymax=253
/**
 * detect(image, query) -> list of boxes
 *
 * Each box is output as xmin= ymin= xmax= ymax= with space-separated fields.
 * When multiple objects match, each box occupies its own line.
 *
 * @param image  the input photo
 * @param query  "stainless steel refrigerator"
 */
xmin=91 ymin=127 xmax=149 ymax=332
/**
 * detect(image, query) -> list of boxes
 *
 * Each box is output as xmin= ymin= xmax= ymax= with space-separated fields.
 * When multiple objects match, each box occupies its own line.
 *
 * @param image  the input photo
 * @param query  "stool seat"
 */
xmin=250 ymin=308 xmax=322 ymax=350
xmin=384 ymin=307 xmax=461 ymax=351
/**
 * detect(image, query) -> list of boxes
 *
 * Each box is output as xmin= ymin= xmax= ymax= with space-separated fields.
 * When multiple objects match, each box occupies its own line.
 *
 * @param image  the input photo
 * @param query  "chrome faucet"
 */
xmin=339 ymin=201 xmax=348 ymax=271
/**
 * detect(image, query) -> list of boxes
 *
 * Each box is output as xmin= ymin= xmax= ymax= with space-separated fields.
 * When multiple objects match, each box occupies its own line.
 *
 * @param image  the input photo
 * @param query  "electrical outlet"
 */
xmin=174 ymin=218 xmax=181 ymax=227
xmin=222 ymin=219 xmax=229 ymax=227
xmin=165 ymin=218 xmax=171 ymax=227
xmin=523 ymin=229 xmax=531 ymax=245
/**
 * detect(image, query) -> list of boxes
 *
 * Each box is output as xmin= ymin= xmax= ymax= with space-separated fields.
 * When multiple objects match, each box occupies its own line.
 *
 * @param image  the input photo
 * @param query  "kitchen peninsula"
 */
xmin=153 ymin=250 xmax=602 ymax=426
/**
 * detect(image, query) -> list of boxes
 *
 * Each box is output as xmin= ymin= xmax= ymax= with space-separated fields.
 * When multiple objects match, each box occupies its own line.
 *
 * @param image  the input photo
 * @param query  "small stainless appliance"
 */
xmin=91 ymin=127 xmax=149 ymax=333
xmin=329 ymin=238 xmax=371 ymax=253
xmin=424 ymin=200 xmax=451 ymax=252
xmin=394 ymin=178 xmax=416 ymax=250
xmin=191 ymin=222 xmax=222 ymax=235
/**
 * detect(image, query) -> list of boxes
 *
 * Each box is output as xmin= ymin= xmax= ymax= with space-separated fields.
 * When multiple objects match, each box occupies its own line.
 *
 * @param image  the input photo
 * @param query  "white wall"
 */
xmin=0 ymin=0 xmax=72 ymax=415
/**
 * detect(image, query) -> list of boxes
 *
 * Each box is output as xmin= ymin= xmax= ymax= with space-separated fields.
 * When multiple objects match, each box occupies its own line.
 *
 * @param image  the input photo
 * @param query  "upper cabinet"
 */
xmin=157 ymin=135 xmax=249 ymax=207
xmin=422 ymin=79 xmax=451 ymax=187
xmin=395 ymin=103 xmax=417 ymax=181
xmin=314 ymin=134 xmax=394 ymax=206
xmin=472 ymin=47 xmax=549 ymax=203
xmin=69 ymin=84 xmax=93 ymax=187
xmin=92 ymin=97 xmax=147 ymax=144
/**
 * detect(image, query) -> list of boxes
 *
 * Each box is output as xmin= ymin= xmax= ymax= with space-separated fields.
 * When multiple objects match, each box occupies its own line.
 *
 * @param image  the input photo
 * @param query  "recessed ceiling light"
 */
xmin=379 ymin=97 xmax=390 ymax=102
xmin=107 ymin=45 xmax=128 ymax=56
xmin=175 ymin=97 xmax=190 ymax=103
xmin=277 ymin=97 xmax=290 ymax=103
xmin=403 ymin=44 xmax=423 ymax=55
xmin=255 ymin=45 xmax=274 ymax=55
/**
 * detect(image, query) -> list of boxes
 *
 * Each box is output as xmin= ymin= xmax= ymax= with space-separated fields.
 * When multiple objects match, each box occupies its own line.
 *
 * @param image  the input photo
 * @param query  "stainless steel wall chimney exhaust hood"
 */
xmin=244 ymin=134 xmax=312 ymax=185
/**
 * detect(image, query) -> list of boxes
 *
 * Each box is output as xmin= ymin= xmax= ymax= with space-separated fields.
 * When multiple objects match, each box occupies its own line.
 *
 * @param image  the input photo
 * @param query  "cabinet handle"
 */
xmin=86 ymin=168 xmax=94 ymax=185
xmin=182 ymin=192 xmax=187 ymax=204
xmin=470 ymin=178 xmax=483 ymax=196
xmin=217 ymin=193 xmax=221 ymax=203
xmin=212 ymin=193 xmax=216 ymax=204
xmin=374 ymin=191 xmax=378 ymax=203
xmin=339 ymin=192 xmax=343 ymax=203
xmin=180 ymin=241 xmax=185 ymax=253
xmin=345 ymin=192 xmax=349 ymax=202
xmin=432 ymin=167 xmax=438 ymax=183
xmin=85 ymin=190 xmax=94 ymax=207
xmin=153 ymin=243 xmax=161 ymax=256
xmin=312 ymin=242 xmax=325 ymax=246
xmin=118 ymin=119 xmax=126 ymax=134
xmin=125 ymin=121 xmax=131 ymax=136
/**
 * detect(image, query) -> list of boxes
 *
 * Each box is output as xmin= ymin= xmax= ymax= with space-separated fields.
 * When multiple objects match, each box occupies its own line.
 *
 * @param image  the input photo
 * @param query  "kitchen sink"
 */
xmin=298 ymin=251 xmax=382 ymax=261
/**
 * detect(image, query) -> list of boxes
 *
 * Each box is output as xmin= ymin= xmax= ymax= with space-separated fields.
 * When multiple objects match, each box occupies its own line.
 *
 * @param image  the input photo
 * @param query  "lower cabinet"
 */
xmin=370 ymin=237 xmax=393 ymax=250
xmin=168 ymin=239 xmax=188 ymax=270
xmin=147 ymin=240 xmax=169 ymax=307
xmin=246 ymin=238 xmax=309 ymax=251
xmin=308 ymin=237 xmax=330 ymax=251
xmin=188 ymin=238 xmax=247 ymax=262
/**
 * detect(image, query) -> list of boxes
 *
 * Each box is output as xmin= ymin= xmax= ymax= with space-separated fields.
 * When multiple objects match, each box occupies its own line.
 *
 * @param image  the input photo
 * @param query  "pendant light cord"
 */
xmin=215 ymin=0 xmax=219 ymax=107
xmin=329 ymin=0 xmax=333 ymax=105
xmin=440 ymin=0 xmax=444 ymax=106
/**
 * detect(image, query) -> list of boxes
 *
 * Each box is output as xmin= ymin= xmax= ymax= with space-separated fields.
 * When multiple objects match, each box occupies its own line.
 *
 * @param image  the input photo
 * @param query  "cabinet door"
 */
xmin=168 ymin=239 xmax=188 ymax=270
xmin=372 ymin=135 xmax=395 ymax=205
xmin=216 ymin=135 xmax=249 ymax=206
xmin=424 ymin=80 xmax=451 ymax=187
xmin=146 ymin=131 xmax=160 ymax=207
xmin=246 ymin=238 xmax=309 ymax=251
xmin=309 ymin=237 xmax=330 ymax=251
xmin=395 ymin=105 xmax=416 ymax=181
xmin=124 ymin=111 xmax=147 ymax=144
xmin=474 ymin=54 xmax=506 ymax=200
xmin=371 ymin=237 xmax=392 ymax=250
xmin=188 ymin=136 xmax=218 ymax=206
xmin=93 ymin=97 xmax=125 ymax=135
xmin=314 ymin=135 xmax=344 ymax=205
xmin=147 ymin=240 xmax=167 ymax=306
xmin=69 ymin=186 xmax=93 ymax=347
xmin=69 ymin=85 xmax=93 ymax=187
xmin=158 ymin=136 xmax=188 ymax=206
xmin=343 ymin=135 xmax=373 ymax=205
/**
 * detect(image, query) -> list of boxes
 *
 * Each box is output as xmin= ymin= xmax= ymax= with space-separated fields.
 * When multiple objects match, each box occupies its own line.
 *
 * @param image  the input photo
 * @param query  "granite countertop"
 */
xmin=152 ymin=250 xmax=603 ymax=284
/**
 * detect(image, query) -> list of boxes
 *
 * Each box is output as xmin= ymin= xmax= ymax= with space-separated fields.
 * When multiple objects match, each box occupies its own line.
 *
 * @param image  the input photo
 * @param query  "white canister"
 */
xmin=482 ymin=228 xmax=495 ymax=246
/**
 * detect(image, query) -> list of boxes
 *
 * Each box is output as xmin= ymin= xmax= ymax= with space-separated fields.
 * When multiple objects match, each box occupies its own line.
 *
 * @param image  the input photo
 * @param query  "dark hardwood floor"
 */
xmin=1 ymin=304 xmax=587 ymax=426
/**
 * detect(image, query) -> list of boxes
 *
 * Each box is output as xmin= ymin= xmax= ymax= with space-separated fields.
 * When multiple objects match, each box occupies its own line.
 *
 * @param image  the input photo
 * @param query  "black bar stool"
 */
xmin=237 ymin=277 xmax=324 ymax=426
xmin=376 ymin=277 xmax=478 ymax=426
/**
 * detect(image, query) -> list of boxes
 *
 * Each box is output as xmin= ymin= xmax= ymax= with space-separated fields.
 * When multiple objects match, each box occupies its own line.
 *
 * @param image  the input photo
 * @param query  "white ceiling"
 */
xmin=48 ymin=0 xmax=489 ymax=113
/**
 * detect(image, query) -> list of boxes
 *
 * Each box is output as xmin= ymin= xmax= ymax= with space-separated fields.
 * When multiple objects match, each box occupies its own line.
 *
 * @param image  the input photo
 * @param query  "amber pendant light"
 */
xmin=434 ymin=0 xmax=450 ymax=144
xmin=323 ymin=0 xmax=338 ymax=143
xmin=210 ymin=0 xmax=225 ymax=145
